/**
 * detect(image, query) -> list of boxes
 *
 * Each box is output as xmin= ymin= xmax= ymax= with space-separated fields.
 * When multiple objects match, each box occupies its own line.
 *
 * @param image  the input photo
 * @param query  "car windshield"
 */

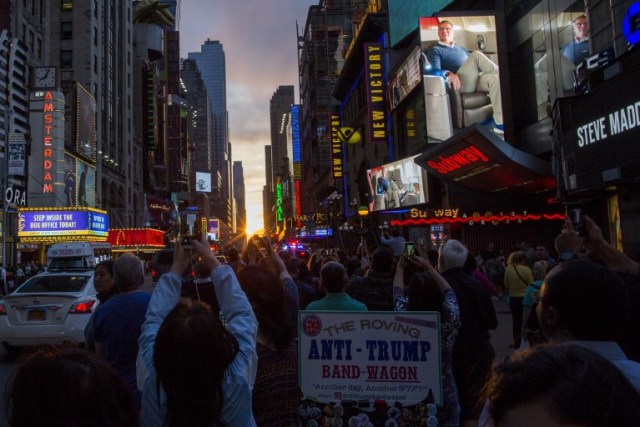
xmin=17 ymin=275 xmax=90 ymax=293
xmin=48 ymin=257 xmax=91 ymax=271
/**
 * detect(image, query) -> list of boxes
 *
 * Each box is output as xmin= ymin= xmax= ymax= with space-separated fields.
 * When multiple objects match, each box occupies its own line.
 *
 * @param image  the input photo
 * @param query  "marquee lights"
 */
xmin=42 ymin=91 xmax=55 ymax=193
xmin=391 ymin=213 xmax=565 ymax=227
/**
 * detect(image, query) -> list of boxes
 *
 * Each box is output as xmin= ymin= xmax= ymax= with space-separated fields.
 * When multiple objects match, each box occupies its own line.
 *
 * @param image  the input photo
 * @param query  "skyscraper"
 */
xmin=187 ymin=40 xmax=232 ymax=233
xmin=233 ymin=161 xmax=246 ymax=236
xmin=266 ymin=85 xmax=294 ymax=237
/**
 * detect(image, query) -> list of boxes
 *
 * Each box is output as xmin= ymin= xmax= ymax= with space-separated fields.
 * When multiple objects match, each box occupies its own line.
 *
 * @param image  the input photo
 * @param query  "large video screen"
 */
xmin=419 ymin=15 xmax=503 ymax=142
xmin=366 ymin=155 xmax=429 ymax=212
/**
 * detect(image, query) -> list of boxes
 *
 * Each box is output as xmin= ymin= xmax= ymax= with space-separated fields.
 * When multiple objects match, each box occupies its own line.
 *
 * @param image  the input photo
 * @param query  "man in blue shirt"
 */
xmin=426 ymin=20 xmax=503 ymax=133
xmin=561 ymin=15 xmax=590 ymax=66
xmin=94 ymin=253 xmax=151 ymax=394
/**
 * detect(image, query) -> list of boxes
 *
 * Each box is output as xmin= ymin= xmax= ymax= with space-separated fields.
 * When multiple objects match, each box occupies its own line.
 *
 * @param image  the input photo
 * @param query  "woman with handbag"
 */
xmin=503 ymin=251 xmax=534 ymax=349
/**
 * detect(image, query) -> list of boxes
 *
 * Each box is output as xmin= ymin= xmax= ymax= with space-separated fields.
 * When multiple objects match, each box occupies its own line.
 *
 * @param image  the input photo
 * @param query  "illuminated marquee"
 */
xmin=330 ymin=114 xmax=343 ymax=179
xmin=364 ymin=43 xmax=387 ymax=143
xmin=390 ymin=208 xmax=565 ymax=227
xmin=18 ymin=208 xmax=108 ymax=238
xmin=426 ymin=145 xmax=489 ymax=175
xmin=43 ymin=91 xmax=55 ymax=193
xmin=107 ymin=228 xmax=165 ymax=248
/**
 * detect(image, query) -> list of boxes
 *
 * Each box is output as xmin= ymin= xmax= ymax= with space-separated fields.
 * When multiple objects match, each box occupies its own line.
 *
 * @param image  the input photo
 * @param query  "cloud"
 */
xmin=180 ymin=0 xmax=316 ymax=234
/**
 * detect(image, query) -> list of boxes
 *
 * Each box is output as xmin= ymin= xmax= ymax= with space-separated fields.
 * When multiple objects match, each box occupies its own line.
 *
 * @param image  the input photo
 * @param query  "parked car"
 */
xmin=0 ymin=269 xmax=97 ymax=356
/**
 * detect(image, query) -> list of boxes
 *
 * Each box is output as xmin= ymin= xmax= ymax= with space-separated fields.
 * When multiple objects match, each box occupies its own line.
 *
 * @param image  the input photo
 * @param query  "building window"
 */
xmin=62 ymin=1 xmax=72 ymax=11
xmin=60 ymin=50 xmax=73 ymax=68
xmin=61 ymin=22 xmax=72 ymax=40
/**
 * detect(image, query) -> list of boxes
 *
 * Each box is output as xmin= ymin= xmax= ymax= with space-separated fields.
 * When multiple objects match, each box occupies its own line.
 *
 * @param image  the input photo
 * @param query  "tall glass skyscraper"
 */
xmin=187 ymin=40 xmax=232 ymax=231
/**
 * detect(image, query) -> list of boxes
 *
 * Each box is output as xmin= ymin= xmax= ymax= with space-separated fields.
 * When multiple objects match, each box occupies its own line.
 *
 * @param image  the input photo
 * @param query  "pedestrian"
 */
xmin=503 ymin=251 xmax=533 ymax=348
xmin=138 ymin=238 xmax=258 ymax=426
xmin=93 ymin=253 xmax=150 ymax=398
xmin=307 ymin=261 xmax=368 ymax=311
xmin=85 ymin=260 xmax=118 ymax=352
xmin=6 ymin=345 xmax=138 ymax=427
xmin=236 ymin=255 xmax=299 ymax=426
xmin=348 ymin=246 xmax=395 ymax=310
xmin=380 ymin=225 xmax=405 ymax=257
xmin=394 ymin=254 xmax=461 ymax=426
xmin=439 ymin=239 xmax=497 ymax=427
xmin=15 ymin=263 xmax=25 ymax=288
xmin=0 ymin=263 xmax=6 ymax=294
xmin=536 ymin=259 xmax=640 ymax=391
xmin=480 ymin=343 xmax=640 ymax=427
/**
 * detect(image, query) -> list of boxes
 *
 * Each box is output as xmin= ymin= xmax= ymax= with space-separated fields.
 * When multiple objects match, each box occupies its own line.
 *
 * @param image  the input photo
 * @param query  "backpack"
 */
xmin=524 ymin=282 xmax=544 ymax=344
xmin=349 ymin=275 xmax=393 ymax=311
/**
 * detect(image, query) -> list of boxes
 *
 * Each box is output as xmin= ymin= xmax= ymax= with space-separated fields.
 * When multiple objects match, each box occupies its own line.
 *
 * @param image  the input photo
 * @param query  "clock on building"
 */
xmin=34 ymin=67 xmax=57 ymax=88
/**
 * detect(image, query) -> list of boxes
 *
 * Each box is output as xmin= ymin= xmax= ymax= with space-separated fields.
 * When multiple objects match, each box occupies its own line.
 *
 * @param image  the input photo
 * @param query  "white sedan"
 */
xmin=0 ymin=269 xmax=97 ymax=355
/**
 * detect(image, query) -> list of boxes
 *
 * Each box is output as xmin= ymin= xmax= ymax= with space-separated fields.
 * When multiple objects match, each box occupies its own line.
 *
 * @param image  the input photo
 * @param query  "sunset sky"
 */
xmin=180 ymin=1 xmax=317 ymax=235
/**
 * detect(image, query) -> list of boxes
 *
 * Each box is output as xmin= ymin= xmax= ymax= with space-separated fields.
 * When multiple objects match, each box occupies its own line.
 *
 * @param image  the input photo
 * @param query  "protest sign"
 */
xmin=299 ymin=311 xmax=441 ymax=426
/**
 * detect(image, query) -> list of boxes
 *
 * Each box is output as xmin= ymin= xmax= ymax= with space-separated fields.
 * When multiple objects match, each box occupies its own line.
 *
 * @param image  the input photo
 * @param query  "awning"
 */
xmin=415 ymin=124 xmax=556 ymax=193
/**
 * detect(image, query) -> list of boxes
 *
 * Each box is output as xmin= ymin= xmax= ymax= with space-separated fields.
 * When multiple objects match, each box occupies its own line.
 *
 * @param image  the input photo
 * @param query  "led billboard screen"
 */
xmin=366 ymin=155 xmax=429 ymax=212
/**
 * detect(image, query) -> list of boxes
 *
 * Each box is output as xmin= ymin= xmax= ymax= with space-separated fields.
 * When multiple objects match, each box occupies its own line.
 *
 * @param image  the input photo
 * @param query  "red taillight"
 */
xmin=0 ymin=303 xmax=6 ymax=315
xmin=151 ymin=268 xmax=157 ymax=278
xmin=69 ymin=300 xmax=96 ymax=314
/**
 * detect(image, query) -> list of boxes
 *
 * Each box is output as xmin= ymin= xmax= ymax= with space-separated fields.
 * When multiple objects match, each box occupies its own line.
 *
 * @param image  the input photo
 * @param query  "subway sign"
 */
xmin=364 ymin=42 xmax=387 ymax=143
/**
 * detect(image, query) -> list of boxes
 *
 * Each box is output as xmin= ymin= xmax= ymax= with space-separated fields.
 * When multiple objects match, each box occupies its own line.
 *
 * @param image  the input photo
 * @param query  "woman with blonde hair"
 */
xmin=503 ymin=251 xmax=533 ymax=348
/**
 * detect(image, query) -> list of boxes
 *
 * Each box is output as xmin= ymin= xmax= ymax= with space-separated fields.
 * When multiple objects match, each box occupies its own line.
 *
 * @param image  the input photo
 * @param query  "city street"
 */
xmin=0 ymin=287 xmax=515 ymax=425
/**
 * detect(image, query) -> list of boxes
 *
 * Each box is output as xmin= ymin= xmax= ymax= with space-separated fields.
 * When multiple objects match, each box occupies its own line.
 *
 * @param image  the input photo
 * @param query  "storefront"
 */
xmin=553 ymin=46 xmax=640 ymax=255
xmin=413 ymin=125 xmax=562 ymax=253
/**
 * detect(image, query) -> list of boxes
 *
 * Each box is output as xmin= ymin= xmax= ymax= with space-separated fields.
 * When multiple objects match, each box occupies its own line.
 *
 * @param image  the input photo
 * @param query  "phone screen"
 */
xmin=180 ymin=211 xmax=200 ymax=247
xmin=567 ymin=205 xmax=586 ymax=236
xmin=404 ymin=242 xmax=415 ymax=260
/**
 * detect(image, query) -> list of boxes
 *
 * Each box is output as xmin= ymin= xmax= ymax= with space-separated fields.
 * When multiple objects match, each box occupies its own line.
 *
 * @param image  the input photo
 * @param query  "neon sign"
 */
xmin=276 ymin=179 xmax=283 ymax=222
xmin=426 ymin=145 xmax=489 ymax=174
xmin=43 ymin=91 xmax=55 ymax=193
xmin=364 ymin=43 xmax=387 ymax=143
xmin=391 ymin=212 xmax=565 ymax=227
xmin=330 ymin=114 xmax=343 ymax=179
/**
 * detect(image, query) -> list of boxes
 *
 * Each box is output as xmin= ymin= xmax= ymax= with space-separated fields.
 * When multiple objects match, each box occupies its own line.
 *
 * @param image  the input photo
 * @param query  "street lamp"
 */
xmin=356 ymin=206 xmax=369 ymax=246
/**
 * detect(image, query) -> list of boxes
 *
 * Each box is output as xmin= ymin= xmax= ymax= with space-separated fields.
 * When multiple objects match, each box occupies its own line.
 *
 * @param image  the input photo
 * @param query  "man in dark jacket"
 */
xmin=439 ymin=239 xmax=497 ymax=427
xmin=348 ymin=246 xmax=395 ymax=310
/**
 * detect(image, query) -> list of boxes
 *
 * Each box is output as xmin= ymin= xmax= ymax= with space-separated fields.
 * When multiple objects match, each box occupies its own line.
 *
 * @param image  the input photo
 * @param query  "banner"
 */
xmin=299 ymin=311 xmax=442 ymax=425
xmin=364 ymin=42 xmax=388 ymax=143
xmin=8 ymin=133 xmax=26 ymax=176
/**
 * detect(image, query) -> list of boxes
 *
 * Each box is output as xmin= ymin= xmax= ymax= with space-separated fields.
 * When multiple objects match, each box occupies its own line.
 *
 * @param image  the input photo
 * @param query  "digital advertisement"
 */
xmin=420 ymin=15 xmax=503 ymax=142
xmin=17 ymin=209 xmax=108 ymax=238
xmin=366 ymin=155 xmax=429 ymax=212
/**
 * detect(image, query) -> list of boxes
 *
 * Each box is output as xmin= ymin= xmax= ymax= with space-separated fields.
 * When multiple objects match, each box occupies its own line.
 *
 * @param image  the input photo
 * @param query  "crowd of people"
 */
xmin=3 ymin=216 xmax=640 ymax=426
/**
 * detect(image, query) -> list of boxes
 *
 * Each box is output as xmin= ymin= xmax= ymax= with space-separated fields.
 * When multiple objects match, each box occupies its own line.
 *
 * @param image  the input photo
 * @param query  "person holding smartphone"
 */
xmin=380 ymin=226 xmax=405 ymax=257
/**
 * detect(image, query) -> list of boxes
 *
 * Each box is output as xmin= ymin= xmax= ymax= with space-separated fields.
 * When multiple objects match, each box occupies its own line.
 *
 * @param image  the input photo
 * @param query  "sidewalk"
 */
xmin=490 ymin=296 xmax=515 ymax=364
